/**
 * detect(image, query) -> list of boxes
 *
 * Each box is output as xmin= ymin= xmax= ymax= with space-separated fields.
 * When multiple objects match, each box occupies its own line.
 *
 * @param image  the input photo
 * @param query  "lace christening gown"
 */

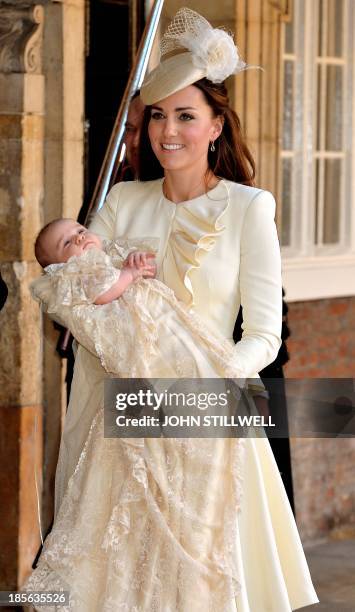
xmin=25 ymin=240 xmax=254 ymax=611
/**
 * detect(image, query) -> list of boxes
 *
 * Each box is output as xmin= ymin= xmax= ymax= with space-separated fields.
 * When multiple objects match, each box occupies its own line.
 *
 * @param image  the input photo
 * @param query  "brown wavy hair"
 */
xmin=138 ymin=78 xmax=255 ymax=186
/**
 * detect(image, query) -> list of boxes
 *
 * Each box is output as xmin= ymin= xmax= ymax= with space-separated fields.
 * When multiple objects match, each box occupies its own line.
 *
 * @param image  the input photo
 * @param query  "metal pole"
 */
xmin=84 ymin=0 xmax=164 ymax=223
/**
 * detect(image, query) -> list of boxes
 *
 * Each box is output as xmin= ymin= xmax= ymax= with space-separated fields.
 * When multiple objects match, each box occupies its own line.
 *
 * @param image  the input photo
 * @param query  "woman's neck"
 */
xmin=163 ymin=167 xmax=219 ymax=204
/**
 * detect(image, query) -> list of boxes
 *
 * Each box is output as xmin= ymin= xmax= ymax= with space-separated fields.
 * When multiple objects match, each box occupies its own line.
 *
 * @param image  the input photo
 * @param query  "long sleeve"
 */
xmin=89 ymin=182 xmax=125 ymax=240
xmin=234 ymin=190 xmax=282 ymax=377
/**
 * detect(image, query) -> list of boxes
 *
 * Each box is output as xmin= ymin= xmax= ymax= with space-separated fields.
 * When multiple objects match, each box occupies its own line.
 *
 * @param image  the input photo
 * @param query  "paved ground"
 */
xmin=301 ymin=539 xmax=355 ymax=611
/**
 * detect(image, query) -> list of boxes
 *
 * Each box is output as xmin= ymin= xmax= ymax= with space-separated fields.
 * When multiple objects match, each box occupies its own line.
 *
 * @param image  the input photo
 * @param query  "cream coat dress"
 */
xmin=26 ymin=178 xmax=319 ymax=611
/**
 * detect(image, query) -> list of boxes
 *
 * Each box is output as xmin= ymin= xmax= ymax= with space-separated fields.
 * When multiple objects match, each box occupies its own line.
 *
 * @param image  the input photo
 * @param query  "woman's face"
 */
xmin=148 ymin=85 xmax=222 ymax=174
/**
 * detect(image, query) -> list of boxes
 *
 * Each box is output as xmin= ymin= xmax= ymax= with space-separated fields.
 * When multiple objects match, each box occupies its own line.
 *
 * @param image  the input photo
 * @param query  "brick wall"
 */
xmin=284 ymin=296 xmax=355 ymax=378
xmin=284 ymin=296 xmax=355 ymax=541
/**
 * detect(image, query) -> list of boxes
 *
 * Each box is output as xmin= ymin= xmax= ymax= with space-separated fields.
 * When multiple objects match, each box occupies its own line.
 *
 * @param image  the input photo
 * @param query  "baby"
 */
xmin=32 ymin=217 xmax=250 ymax=381
xmin=25 ymin=223 xmax=260 ymax=612
xmin=34 ymin=218 xmax=157 ymax=304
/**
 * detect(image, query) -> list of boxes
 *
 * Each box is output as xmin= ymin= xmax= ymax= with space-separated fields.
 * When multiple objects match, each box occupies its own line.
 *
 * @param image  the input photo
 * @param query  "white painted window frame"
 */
xmin=280 ymin=0 xmax=355 ymax=302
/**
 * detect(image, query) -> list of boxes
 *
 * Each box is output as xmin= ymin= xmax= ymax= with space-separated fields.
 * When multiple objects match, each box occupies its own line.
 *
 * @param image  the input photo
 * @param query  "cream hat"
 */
xmin=140 ymin=7 xmax=248 ymax=105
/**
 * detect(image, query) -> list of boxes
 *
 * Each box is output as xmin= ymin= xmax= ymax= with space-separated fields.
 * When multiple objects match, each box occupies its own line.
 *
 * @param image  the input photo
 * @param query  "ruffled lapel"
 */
xmin=164 ymin=180 xmax=230 ymax=306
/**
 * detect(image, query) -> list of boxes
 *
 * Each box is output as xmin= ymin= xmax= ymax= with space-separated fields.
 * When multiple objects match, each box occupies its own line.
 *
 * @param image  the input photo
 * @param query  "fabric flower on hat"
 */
xmin=180 ymin=26 xmax=246 ymax=83
xmin=161 ymin=8 xmax=247 ymax=84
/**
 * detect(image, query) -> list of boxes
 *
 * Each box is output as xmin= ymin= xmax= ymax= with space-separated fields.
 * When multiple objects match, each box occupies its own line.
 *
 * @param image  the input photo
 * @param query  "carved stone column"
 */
xmin=39 ymin=0 xmax=85 ymax=550
xmin=0 ymin=0 xmax=85 ymax=592
xmin=0 ymin=1 xmax=45 ymax=592
xmin=234 ymin=0 xmax=290 ymax=195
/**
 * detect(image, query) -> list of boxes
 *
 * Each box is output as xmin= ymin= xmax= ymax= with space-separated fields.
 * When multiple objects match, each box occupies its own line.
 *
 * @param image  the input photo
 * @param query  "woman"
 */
xmin=25 ymin=8 xmax=319 ymax=611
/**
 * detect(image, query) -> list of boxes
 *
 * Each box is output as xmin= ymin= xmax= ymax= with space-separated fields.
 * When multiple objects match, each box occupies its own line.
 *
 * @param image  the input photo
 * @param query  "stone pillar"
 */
xmin=235 ymin=0 xmax=290 ymax=197
xmin=0 ymin=2 xmax=45 ymax=591
xmin=0 ymin=0 xmax=85 ymax=592
xmin=40 ymin=0 xmax=85 ymax=541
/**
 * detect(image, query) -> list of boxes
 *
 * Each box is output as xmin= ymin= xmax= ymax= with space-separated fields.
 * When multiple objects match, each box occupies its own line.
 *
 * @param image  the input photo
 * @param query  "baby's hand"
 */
xmin=127 ymin=263 xmax=156 ymax=283
xmin=124 ymin=251 xmax=157 ymax=278
xmin=124 ymin=251 xmax=155 ymax=269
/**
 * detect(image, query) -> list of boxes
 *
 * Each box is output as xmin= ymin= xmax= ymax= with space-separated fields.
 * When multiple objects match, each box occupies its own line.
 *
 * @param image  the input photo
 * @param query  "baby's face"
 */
xmin=43 ymin=220 xmax=102 ymax=264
